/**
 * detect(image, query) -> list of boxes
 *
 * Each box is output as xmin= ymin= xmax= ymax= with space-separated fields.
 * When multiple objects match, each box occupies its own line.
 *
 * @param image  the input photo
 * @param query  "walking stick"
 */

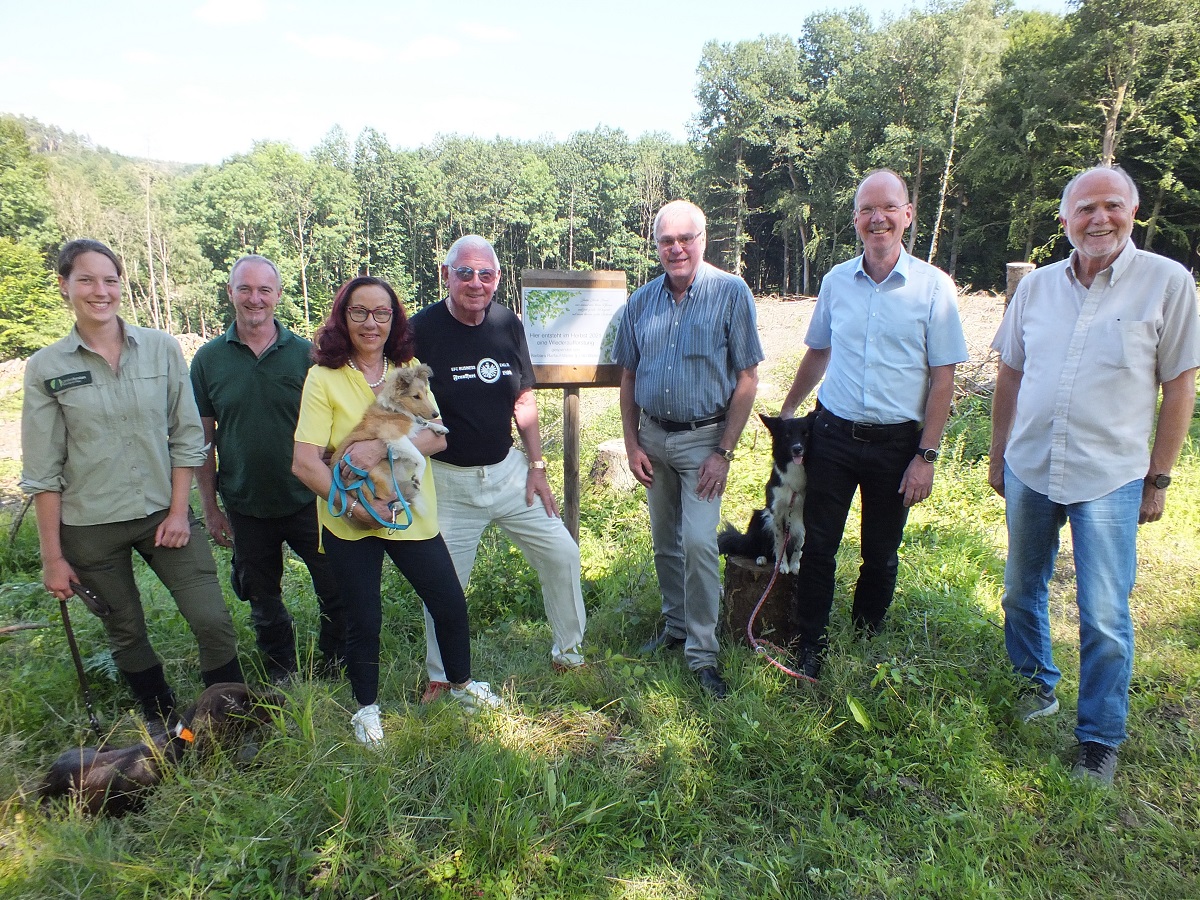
xmin=59 ymin=583 xmax=109 ymax=740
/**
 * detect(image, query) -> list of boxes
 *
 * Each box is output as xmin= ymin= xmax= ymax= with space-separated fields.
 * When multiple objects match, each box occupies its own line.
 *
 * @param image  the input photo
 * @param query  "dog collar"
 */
xmin=173 ymin=721 xmax=195 ymax=743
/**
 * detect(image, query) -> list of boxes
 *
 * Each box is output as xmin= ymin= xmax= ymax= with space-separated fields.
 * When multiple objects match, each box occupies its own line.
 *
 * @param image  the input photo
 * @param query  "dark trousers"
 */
xmin=60 ymin=508 xmax=239 ymax=675
xmin=226 ymin=505 xmax=346 ymax=668
xmin=793 ymin=411 xmax=920 ymax=648
xmin=321 ymin=530 xmax=471 ymax=706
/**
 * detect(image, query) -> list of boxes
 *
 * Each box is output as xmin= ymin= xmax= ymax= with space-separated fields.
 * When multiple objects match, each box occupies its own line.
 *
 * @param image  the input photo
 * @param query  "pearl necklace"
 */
xmin=349 ymin=357 xmax=389 ymax=388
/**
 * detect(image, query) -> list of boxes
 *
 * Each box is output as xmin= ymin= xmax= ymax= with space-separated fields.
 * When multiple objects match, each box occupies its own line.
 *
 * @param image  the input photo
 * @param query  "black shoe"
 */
xmin=696 ymin=666 xmax=728 ymax=699
xmin=639 ymin=629 xmax=685 ymax=655
xmin=796 ymin=645 xmax=823 ymax=683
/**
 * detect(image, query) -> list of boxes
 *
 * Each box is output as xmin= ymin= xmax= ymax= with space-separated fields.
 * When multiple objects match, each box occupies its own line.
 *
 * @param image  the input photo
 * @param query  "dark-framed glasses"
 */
xmin=450 ymin=266 xmax=498 ymax=284
xmin=655 ymin=230 xmax=704 ymax=249
xmin=347 ymin=305 xmax=393 ymax=324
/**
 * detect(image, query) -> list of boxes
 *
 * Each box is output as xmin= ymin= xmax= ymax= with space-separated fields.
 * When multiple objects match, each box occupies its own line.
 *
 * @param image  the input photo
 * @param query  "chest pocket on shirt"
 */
xmin=682 ymin=321 xmax=726 ymax=359
xmin=1095 ymin=320 xmax=1156 ymax=370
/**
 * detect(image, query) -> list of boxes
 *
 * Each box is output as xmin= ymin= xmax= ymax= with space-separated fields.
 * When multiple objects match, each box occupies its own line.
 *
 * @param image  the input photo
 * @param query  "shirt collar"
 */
xmin=853 ymin=250 xmax=910 ymax=286
xmin=1066 ymin=239 xmax=1137 ymax=287
xmin=226 ymin=319 xmax=287 ymax=348
xmin=64 ymin=317 xmax=136 ymax=353
xmin=661 ymin=261 xmax=711 ymax=300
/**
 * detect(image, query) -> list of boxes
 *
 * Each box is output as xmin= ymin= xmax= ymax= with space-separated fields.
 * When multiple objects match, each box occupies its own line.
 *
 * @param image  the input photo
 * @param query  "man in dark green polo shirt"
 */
xmin=191 ymin=255 xmax=345 ymax=681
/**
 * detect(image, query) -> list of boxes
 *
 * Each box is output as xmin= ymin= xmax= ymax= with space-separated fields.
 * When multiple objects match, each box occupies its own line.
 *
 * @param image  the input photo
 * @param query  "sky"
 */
xmin=1 ymin=0 xmax=1068 ymax=166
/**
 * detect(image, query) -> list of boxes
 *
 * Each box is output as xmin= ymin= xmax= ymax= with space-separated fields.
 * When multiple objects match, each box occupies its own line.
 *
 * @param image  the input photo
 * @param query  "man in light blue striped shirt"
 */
xmin=613 ymin=200 xmax=764 ymax=699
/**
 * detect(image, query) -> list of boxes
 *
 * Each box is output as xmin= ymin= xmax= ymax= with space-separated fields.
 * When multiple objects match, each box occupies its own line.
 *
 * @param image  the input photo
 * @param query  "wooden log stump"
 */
xmin=589 ymin=438 xmax=639 ymax=493
xmin=1005 ymin=262 xmax=1035 ymax=307
xmin=721 ymin=555 xmax=797 ymax=648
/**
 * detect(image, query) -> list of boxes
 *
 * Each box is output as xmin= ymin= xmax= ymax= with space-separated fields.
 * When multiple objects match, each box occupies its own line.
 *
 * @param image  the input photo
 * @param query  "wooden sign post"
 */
xmin=521 ymin=270 xmax=627 ymax=541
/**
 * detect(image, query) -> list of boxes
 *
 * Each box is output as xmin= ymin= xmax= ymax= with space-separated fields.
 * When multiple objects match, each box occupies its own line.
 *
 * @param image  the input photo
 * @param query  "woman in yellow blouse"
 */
xmin=292 ymin=276 xmax=499 ymax=745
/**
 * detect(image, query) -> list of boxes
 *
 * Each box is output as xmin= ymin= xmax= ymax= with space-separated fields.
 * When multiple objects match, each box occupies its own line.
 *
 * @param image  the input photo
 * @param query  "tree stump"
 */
xmin=589 ymin=439 xmax=638 ymax=493
xmin=1005 ymin=262 xmax=1035 ymax=307
xmin=721 ymin=555 xmax=797 ymax=647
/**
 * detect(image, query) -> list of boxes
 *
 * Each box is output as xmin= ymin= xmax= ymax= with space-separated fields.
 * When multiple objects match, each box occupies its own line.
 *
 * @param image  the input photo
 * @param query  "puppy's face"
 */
xmin=376 ymin=364 xmax=440 ymax=420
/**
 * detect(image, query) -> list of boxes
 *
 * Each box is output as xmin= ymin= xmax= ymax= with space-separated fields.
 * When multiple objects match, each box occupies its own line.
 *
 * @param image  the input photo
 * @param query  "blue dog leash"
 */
xmin=329 ymin=451 xmax=414 ymax=530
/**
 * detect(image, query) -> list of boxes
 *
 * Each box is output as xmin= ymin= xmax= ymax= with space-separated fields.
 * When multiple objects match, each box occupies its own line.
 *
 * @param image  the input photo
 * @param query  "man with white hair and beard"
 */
xmin=989 ymin=165 xmax=1200 ymax=784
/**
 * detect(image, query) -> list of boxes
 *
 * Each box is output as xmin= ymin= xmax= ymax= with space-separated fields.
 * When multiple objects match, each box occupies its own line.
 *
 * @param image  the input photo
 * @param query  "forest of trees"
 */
xmin=1 ymin=0 xmax=1197 ymax=360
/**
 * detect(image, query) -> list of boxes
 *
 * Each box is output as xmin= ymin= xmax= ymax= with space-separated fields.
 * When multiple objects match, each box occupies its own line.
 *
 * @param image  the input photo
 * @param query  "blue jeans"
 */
xmin=638 ymin=416 xmax=724 ymax=671
xmin=1002 ymin=465 xmax=1141 ymax=748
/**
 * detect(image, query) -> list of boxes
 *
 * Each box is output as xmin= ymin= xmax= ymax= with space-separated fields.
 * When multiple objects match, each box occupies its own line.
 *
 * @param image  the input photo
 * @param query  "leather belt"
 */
xmin=647 ymin=413 xmax=727 ymax=433
xmin=819 ymin=410 xmax=918 ymax=443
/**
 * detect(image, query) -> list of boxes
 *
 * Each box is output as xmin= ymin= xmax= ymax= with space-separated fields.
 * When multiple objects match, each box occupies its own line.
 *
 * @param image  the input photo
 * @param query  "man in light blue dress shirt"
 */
xmin=781 ymin=169 xmax=967 ymax=681
xmin=613 ymin=200 xmax=764 ymax=699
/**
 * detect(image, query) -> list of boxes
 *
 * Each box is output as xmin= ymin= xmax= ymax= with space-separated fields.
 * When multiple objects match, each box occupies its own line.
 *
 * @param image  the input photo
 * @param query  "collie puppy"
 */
xmin=333 ymin=363 xmax=449 ymax=512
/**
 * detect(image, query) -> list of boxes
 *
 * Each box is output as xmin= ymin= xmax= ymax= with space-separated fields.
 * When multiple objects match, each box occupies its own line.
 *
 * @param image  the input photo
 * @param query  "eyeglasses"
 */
xmin=450 ymin=266 xmax=499 ymax=284
xmin=347 ymin=305 xmax=393 ymax=324
xmin=856 ymin=204 xmax=907 ymax=217
xmin=655 ymin=231 xmax=704 ymax=250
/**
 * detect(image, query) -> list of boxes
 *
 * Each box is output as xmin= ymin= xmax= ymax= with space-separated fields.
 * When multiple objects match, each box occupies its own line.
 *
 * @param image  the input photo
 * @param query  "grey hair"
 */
xmin=229 ymin=254 xmax=282 ymax=291
xmin=652 ymin=200 xmax=706 ymax=241
xmin=444 ymin=235 xmax=500 ymax=270
xmin=1059 ymin=166 xmax=1140 ymax=219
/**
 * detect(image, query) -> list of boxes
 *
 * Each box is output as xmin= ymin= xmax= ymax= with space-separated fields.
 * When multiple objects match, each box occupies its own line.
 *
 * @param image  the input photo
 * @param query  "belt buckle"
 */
xmin=851 ymin=422 xmax=871 ymax=442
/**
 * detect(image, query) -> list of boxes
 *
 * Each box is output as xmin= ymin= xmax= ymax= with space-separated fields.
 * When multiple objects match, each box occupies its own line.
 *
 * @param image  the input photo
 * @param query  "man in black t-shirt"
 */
xmin=411 ymin=235 xmax=587 ymax=700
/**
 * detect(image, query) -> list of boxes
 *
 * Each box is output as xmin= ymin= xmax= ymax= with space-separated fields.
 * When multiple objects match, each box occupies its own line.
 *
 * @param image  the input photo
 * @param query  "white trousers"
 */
xmin=423 ymin=448 xmax=587 ymax=681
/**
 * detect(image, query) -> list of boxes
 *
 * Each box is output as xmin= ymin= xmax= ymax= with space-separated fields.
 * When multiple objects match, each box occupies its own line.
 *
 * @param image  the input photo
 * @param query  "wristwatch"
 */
xmin=1145 ymin=473 xmax=1171 ymax=489
xmin=917 ymin=447 xmax=939 ymax=463
xmin=529 ymin=460 xmax=547 ymax=470
xmin=713 ymin=447 xmax=735 ymax=462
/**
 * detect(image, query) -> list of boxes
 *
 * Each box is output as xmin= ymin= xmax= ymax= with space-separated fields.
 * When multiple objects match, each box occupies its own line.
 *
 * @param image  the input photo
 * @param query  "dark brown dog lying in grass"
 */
xmin=39 ymin=682 xmax=283 ymax=817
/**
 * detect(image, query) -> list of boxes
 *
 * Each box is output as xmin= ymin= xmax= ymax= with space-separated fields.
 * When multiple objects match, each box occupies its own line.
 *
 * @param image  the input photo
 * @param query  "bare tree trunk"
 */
xmin=157 ymin=233 xmax=173 ymax=334
xmin=928 ymin=70 xmax=966 ymax=265
xmin=733 ymin=139 xmax=746 ymax=278
xmin=142 ymin=170 xmax=161 ymax=330
xmin=1101 ymin=80 xmax=1128 ymax=167
xmin=1143 ymin=180 xmax=1166 ymax=250
xmin=907 ymin=147 xmax=924 ymax=256
xmin=799 ymin=220 xmax=811 ymax=295
xmin=947 ymin=186 xmax=965 ymax=279
xmin=781 ymin=220 xmax=790 ymax=294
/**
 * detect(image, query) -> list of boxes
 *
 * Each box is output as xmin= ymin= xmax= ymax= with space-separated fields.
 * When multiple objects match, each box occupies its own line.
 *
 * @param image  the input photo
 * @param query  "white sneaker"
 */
xmin=351 ymin=703 xmax=384 ymax=745
xmin=450 ymin=680 xmax=502 ymax=713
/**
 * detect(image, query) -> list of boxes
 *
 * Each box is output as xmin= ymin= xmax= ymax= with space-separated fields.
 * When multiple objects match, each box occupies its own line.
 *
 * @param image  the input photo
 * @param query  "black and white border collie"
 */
xmin=718 ymin=412 xmax=816 ymax=573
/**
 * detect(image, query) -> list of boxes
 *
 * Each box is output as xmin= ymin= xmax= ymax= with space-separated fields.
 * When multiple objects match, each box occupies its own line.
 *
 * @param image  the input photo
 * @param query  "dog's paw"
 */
xmin=427 ymin=422 xmax=449 ymax=436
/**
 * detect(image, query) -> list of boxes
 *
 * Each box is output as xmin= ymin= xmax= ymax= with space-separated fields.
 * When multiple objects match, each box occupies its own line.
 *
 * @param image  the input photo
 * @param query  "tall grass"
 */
xmin=1 ymin=392 xmax=1198 ymax=898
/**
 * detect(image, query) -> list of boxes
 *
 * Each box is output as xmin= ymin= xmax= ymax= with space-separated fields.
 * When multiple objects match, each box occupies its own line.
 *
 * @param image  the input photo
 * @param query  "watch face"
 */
xmin=921 ymin=448 xmax=939 ymax=463
xmin=1152 ymin=474 xmax=1171 ymax=489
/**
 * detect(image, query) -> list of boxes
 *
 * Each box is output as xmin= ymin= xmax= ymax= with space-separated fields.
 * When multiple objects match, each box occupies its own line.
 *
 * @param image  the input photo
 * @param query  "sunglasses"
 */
xmin=450 ymin=266 xmax=498 ymax=284
xmin=347 ymin=306 xmax=393 ymax=324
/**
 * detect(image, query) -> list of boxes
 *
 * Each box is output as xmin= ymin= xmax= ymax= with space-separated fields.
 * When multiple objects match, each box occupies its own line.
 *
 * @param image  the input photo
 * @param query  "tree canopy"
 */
xmin=0 ymin=0 xmax=1196 ymax=359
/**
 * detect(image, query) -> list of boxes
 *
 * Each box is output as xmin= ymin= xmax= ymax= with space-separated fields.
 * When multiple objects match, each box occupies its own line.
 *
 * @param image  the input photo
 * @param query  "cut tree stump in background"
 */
xmin=721 ymin=555 xmax=796 ymax=647
xmin=590 ymin=439 xmax=638 ymax=493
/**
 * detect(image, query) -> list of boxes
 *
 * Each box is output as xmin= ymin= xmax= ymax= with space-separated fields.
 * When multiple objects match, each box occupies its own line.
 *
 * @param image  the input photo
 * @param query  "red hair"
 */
xmin=312 ymin=277 xmax=414 ymax=368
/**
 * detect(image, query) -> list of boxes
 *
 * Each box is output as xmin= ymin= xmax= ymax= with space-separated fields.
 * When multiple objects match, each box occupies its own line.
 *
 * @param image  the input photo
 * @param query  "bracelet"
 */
xmin=529 ymin=460 xmax=547 ymax=470
xmin=347 ymin=498 xmax=359 ymax=518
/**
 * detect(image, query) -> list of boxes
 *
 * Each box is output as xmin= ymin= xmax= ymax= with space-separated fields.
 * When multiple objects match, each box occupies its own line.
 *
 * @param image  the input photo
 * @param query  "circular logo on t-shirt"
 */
xmin=477 ymin=358 xmax=501 ymax=383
